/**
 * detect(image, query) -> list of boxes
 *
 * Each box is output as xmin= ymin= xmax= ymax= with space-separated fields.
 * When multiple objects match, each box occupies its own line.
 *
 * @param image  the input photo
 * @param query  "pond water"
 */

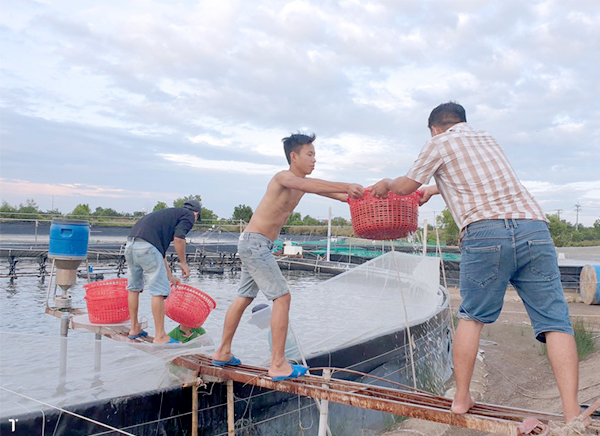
xmin=0 ymin=266 xmax=332 ymax=418
xmin=0 ymin=250 xmax=446 ymax=420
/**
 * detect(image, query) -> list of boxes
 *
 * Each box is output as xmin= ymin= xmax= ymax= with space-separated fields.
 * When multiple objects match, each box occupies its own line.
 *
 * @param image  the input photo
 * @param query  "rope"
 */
xmin=310 ymin=367 xmax=432 ymax=395
xmin=289 ymin=322 xmax=332 ymax=436
xmin=435 ymin=224 xmax=455 ymax=338
xmin=548 ymin=416 xmax=590 ymax=436
xmin=389 ymin=243 xmax=417 ymax=390
xmin=0 ymin=386 xmax=136 ymax=436
xmin=212 ymin=403 xmax=315 ymax=436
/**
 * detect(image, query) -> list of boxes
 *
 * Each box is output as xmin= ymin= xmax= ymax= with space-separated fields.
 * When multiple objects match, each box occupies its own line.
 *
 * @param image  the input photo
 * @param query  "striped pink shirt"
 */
xmin=406 ymin=123 xmax=547 ymax=231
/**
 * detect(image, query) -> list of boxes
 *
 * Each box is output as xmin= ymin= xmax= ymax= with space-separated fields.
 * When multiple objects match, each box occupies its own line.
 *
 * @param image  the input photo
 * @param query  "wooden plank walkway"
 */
xmin=172 ymin=354 xmax=600 ymax=436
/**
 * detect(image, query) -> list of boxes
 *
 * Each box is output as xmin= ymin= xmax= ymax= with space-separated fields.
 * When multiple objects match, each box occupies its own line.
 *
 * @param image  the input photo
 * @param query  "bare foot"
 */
xmin=564 ymin=406 xmax=583 ymax=423
xmin=128 ymin=324 xmax=142 ymax=337
xmin=153 ymin=334 xmax=173 ymax=344
xmin=451 ymin=396 xmax=476 ymax=414
xmin=212 ymin=352 xmax=234 ymax=362
xmin=268 ymin=362 xmax=294 ymax=379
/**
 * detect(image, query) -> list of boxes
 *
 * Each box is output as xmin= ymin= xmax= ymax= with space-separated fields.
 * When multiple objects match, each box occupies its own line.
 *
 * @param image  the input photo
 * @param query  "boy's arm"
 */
xmin=277 ymin=172 xmax=364 ymax=198
xmin=318 ymin=192 xmax=350 ymax=202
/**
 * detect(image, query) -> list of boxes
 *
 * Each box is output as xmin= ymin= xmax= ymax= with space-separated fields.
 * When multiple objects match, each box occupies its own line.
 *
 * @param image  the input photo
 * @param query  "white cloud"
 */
xmin=1 ymin=0 xmax=599 ymax=228
xmin=0 ymin=178 xmax=172 ymax=202
xmin=158 ymin=154 xmax=285 ymax=175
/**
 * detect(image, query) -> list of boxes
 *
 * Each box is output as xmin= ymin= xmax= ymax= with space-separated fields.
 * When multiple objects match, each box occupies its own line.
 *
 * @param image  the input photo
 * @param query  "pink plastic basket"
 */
xmin=165 ymin=283 xmax=216 ymax=328
xmin=83 ymin=278 xmax=130 ymax=324
xmin=348 ymin=190 xmax=420 ymax=240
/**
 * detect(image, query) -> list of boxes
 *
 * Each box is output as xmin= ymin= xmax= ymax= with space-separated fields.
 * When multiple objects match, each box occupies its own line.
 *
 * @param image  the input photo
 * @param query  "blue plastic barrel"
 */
xmin=48 ymin=219 xmax=90 ymax=260
xmin=580 ymin=265 xmax=600 ymax=305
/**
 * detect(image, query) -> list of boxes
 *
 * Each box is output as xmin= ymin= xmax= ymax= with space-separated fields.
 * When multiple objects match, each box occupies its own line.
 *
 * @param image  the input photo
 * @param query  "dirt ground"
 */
xmin=381 ymin=287 xmax=600 ymax=436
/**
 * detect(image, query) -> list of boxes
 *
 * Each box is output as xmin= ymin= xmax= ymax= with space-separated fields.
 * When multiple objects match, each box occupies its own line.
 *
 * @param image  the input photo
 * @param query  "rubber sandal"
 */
xmin=212 ymin=356 xmax=242 ymax=366
xmin=271 ymin=364 xmax=308 ymax=382
xmin=128 ymin=331 xmax=148 ymax=340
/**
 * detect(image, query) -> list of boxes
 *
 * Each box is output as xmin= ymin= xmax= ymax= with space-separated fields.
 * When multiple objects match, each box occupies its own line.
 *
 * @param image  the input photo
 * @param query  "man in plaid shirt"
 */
xmin=370 ymin=102 xmax=580 ymax=422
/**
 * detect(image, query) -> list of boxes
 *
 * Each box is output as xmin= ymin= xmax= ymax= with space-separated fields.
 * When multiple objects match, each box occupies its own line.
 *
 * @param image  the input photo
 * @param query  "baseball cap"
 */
xmin=183 ymin=200 xmax=201 ymax=214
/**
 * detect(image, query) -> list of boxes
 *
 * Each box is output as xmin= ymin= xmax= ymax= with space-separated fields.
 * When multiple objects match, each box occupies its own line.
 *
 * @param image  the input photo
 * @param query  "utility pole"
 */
xmin=575 ymin=204 xmax=581 ymax=231
xmin=556 ymin=209 xmax=562 ymax=220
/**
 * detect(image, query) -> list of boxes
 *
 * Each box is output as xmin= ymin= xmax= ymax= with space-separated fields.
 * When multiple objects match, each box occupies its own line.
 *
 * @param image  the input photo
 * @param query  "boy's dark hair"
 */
xmin=428 ymin=101 xmax=467 ymax=130
xmin=282 ymin=133 xmax=316 ymax=164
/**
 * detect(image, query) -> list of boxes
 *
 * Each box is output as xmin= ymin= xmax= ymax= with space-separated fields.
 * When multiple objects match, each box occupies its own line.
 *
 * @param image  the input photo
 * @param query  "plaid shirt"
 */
xmin=406 ymin=123 xmax=547 ymax=231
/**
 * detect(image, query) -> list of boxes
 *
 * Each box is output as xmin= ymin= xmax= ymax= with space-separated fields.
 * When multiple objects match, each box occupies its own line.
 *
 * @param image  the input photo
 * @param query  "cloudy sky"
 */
xmin=1 ymin=0 xmax=599 ymax=227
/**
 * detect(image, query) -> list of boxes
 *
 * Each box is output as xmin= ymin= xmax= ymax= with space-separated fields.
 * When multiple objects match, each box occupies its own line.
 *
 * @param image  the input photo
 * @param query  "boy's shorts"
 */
xmin=124 ymin=239 xmax=171 ymax=297
xmin=458 ymin=219 xmax=573 ymax=342
xmin=237 ymin=233 xmax=289 ymax=300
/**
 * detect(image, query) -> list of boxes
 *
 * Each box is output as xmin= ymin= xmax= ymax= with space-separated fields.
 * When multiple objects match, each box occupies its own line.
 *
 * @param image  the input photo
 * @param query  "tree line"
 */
xmin=435 ymin=209 xmax=600 ymax=247
xmin=0 ymin=196 xmax=351 ymax=232
xmin=2 ymin=197 xmax=598 ymax=246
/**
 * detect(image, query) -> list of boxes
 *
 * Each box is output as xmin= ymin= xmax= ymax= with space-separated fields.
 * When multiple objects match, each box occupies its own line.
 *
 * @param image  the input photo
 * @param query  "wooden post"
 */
xmin=192 ymin=384 xmax=198 ymax=436
xmin=326 ymin=207 xmax=332 ymax=262
xmin=318 ymin=368 xmax=331 ymax=436
xmin=423 ymin=219 xmax=428 ymax=255
xmin=227 ymin=379 xmax=235 ymax=435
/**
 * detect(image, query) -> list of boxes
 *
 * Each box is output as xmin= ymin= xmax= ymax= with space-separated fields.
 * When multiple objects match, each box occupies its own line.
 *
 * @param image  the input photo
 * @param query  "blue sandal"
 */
xmin=128 ymin=331 xmax=148 ymax=340
xmin=271 ymin=364 xmax=308 ymax=382
xmin=212 ymin=356 xmax=242 ymax=366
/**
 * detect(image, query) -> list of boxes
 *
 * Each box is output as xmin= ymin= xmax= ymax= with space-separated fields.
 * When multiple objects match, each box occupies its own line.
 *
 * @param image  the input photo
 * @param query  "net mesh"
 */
xmin=290 ymin=250 xmax=444 ymax=358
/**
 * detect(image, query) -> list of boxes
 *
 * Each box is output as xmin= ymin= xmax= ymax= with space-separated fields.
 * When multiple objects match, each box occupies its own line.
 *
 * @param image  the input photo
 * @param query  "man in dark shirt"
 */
xmin=125 ymin=200 xmax=201 ymax=344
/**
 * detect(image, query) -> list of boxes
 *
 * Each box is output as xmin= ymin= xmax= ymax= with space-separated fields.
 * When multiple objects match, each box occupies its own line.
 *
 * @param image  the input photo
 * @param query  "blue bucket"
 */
xmin=580 ymin=265 xmax=600 ymax=305
xmin=48 ymin=219 xmax=90 ymax=260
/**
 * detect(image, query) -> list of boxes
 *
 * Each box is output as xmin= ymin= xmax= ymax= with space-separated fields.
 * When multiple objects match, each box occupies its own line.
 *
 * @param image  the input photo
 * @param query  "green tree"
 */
xmin=153 ymin=201 xmax=168 ymax=212
xmin=331 ymin=216 xmax=349 ymax=226
xmin=546 ymin=213 xmax=572 ymax=247
xmin=232 ymin=204 xmax=253 ymax=223
xmin=71 ymin=204 xmax=91 ymax=218
xmin=302 ymin=214 xmax=321 ymax=226
xmin=436 ymin=208 xmax=459 ymax=246
xmin=18 ymin=199 xmax=41 ymax=218
xmin=44 ymin=208 xmax=62 ymax=217
xmin=286 ymin=212 xmax=302 ymax=225
xmin=94 ymin=206 xmax=121 ymax=217
xmin=0 ymin=201 xmax=18 ymax=218
xmin=201 ymin=207 xmax=218 ymax=223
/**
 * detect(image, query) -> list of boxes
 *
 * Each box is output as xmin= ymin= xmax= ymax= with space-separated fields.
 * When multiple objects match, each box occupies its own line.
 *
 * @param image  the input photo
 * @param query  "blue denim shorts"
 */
xmin=237 ymin=233 xmax=289 ymax=300
xmin=459 ymin=219 xmax=573 ymax=342
xmin=124 ymin=239 xmax=171 ymax=297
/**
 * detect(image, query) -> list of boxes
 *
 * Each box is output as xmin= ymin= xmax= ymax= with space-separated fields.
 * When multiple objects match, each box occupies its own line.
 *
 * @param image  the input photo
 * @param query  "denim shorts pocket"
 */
xmin=463 ymin=245 xmax=501 ymax=287
xmin=135 ymin=247 xmax=160 ymax=271
xmin=527 ymin=239 xmax=560 ymax=281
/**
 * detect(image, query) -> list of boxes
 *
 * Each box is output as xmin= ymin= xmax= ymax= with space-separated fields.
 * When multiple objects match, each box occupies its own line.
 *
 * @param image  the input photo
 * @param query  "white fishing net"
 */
xmin=288 ymin=250 xmax=444 ymax=358
xmin=0 ymin=250 xmax=451 ymax=423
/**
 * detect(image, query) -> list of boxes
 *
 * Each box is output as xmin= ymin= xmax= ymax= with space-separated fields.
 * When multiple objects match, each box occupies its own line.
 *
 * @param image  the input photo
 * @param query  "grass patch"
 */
xmin=540 ymin=318 xmax=596 ymax=360
xmin=573 ymin=318 xmax=596 ymax=360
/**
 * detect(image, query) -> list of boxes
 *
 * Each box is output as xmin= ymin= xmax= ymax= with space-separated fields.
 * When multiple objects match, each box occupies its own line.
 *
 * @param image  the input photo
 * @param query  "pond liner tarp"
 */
xmin=2 ymin=306 xmax=452 ymax=436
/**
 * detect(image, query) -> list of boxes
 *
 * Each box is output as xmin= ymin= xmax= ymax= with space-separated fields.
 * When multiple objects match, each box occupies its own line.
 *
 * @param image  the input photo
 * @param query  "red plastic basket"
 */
xmin=348 ymin=190 xmax=420 ymax=240
xmin=165 ymin=283 xmax=217 ymax=328
xmin=83 ymin=278 xmax=130 ymax=324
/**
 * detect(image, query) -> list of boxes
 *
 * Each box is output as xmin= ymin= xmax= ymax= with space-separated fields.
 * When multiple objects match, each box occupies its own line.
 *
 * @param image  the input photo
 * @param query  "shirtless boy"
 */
xmin=212 ymin=133 xmax=364 ymax=381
